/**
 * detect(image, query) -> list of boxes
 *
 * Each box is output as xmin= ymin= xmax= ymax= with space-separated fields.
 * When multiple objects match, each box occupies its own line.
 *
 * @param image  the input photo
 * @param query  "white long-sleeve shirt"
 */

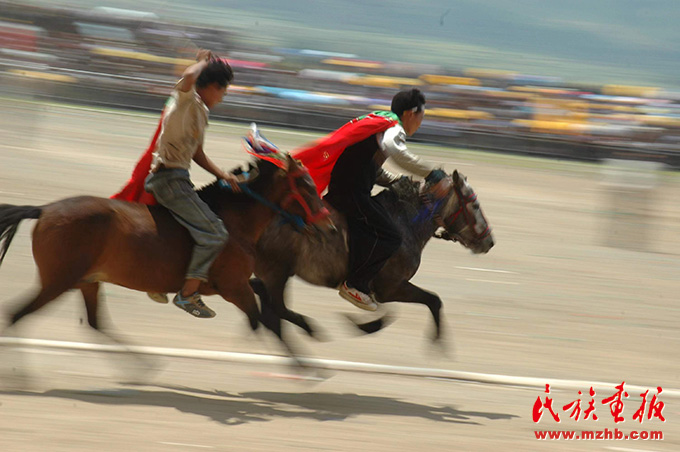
xmin=375 ymin=123 xmax=433 ymax=185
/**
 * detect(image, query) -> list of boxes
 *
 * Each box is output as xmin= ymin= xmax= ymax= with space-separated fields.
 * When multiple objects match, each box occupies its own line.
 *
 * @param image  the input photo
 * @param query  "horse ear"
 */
xmin=285 ymin=153 xmax=298 ymax=170
xmin=452 ymin=169 xmax=460 ymax=183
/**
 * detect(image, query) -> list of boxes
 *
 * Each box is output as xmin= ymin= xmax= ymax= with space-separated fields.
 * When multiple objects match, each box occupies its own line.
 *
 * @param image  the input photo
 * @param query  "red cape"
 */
xmin=110 ymin=110 xmax=165 ymax=205
xmin=292 ymin=112 xmax=399 ymax=195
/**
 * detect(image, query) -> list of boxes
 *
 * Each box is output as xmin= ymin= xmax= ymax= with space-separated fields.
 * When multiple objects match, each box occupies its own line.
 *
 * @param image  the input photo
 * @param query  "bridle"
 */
xmin=280 ymin=166 xmax=330 ymax=226
xmin=219 ymin=165 xmax=329 ymax=230
xmin=428 ymin=180 xmax=492 ymax=245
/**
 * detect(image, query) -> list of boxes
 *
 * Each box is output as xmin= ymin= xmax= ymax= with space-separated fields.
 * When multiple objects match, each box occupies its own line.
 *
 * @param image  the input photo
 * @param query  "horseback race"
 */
xmin=0 ymin=51 xmax=334 ymax=356
xmin=1 ymin=2 xmax=677 ymax=450
xmin=0 ymin=51 xmax=493 ymax=355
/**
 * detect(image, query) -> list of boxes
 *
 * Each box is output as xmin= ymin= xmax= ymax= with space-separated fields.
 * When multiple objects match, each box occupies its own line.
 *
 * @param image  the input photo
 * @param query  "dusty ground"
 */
xmin=0 ymin=97 xmax=679 ymax=451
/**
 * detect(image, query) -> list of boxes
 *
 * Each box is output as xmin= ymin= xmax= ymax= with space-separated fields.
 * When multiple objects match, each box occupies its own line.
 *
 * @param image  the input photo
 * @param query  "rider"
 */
xmin=143 ymin=49 xmax=241 ymax=319
xmin=294 ymin=88 xmax=451 ymax=311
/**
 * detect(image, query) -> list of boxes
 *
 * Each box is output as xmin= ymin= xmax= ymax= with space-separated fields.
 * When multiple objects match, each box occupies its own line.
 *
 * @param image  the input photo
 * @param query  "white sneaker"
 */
xmin=339 ymin=282 xmax=378 ymax=312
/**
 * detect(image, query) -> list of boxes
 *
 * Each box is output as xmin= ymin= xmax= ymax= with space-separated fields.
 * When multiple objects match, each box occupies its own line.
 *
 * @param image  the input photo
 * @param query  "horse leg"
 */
xmin=8 ymin=279 xmax=78 ymax=328
xmin=9 ymin=221 xmax=102 ymax=328
xmin=250 ymin=278 xmax=305 ymax=359
xmin=79 ymin=282 xmax=159 ymax=382
xmin=280 ymin=306 xmax=320 ymax=340
xmin=0 ymin=285 xmax=66 ymax=387
xmin=225 ymin=282 xmax=309 ymax=367
xmin=80 ymin=282 xmax=103 ymax=331
xmin=0 ymin=275 xmax=81 ymax=387
xmin=249 ymin=277 xmax=281 ymax=339
xmin=253 ymin=276 xmax=320 ymax=340
xmin=366 ymin=281 xmax=444 ymax=341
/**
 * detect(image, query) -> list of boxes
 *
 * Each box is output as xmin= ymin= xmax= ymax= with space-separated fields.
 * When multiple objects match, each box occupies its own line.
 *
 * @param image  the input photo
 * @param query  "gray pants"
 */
xmin=145 ymin=168 xmax=228 ymax=282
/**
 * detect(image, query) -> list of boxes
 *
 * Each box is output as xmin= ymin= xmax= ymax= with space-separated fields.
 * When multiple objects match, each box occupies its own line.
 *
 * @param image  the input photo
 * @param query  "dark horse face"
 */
xmin=438 ymin=170 xmax=494 ymax=254
xmin=278 ymin=154 xmax=333 ymax=231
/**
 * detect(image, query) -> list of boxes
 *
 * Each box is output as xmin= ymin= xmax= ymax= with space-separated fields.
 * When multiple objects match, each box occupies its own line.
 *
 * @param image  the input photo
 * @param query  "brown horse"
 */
xmin=0 ymin=154 xmax=330 ymax=349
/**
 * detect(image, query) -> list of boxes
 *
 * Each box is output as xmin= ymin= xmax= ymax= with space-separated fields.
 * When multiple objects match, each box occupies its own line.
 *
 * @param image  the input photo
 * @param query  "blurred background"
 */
xmin=1 ymin=2 xmax=679 ymax=451
xmin=1 ymin=0 xmax=680 ymax=164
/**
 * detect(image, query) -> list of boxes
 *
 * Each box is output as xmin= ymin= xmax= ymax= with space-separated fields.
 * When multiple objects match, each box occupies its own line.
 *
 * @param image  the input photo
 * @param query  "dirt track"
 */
xmin=0 ymin=97 xmax=679 ymax=451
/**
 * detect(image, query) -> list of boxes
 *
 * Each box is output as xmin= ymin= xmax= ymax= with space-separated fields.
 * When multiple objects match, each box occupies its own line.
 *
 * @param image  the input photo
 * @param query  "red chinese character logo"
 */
xmin=601 ymin=382 xmax=628 ymax=423
xmin=533 ymin=384 xmax=561 ymax=423
xmin=633 ymin=387 xmax=666 ymax=423
xmin=563 ymin=387 xmax=598 ymax=421
xmin=582 ymin=387 xmax=598 ymax=421
xmin=563 ymin=390 xmax=584 ymax=421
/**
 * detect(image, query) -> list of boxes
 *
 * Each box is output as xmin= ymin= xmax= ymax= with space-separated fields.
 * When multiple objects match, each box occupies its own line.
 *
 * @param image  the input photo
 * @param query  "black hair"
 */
xmin=196 ymin=59 xmax=234 ymax=89
xmin=390 ymin=88 xmax=426 ymax=117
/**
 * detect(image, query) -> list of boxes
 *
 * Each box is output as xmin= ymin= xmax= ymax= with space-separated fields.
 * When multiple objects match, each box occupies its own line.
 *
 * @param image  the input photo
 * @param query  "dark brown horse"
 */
xmin=251 ymin=170 xmax=494 ymax=342
xmin=0 ymin=155 xmax=330 ymax=350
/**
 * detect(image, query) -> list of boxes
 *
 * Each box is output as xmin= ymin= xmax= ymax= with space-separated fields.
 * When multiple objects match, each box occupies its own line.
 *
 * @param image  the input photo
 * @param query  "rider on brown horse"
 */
xmin=293 ymin=88 xmax=452 ymax=311
xmin=115 ymin=49 xmax=241 ymax=319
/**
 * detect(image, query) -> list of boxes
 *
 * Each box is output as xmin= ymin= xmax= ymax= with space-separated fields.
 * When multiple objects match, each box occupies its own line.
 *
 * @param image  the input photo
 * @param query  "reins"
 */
xmin=218 ymin=166 xmax=328 ymax=230
xmin=218 ymin=177 xmax=306 ymax=230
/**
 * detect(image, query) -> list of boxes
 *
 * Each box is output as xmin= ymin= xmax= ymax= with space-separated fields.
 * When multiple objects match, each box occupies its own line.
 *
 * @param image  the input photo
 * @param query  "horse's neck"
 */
xmin=381 ymin=191 xmax=438 ymax=250
xmin=409 ymin=209 xmax=439 ymax=250
xmin=328 ymin=191 xmax=437 ymax=250
xmin=222 ymin=201 xmax=277 ymax=244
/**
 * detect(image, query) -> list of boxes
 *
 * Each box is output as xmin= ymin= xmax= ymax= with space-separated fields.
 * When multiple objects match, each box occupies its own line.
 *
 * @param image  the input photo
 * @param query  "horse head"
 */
xmin=432 ymin=170 xmax=494 ymax=254
xmin=239 ymin=124 xmax=333 ymax=232
xmin=266 ymin=154 xmax=333 ymax=232
xmin=241 ymin=153 xmax=335 ymax=231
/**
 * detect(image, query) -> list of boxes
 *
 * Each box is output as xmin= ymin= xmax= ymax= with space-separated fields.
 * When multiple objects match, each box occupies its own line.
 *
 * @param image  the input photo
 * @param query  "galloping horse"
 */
xmin=251 ymin=170 xmax=494 ymax=342
xmin=0 ymin=154 xmax=330 ymax=350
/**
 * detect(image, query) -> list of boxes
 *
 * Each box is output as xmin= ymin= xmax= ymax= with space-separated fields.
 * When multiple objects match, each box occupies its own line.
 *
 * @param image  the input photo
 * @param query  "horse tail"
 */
xmin=0 ymin=204 xmax=42 ymax=266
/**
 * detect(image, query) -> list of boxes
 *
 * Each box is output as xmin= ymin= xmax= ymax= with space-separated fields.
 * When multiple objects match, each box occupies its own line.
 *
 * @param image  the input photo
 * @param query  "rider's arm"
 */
xmin=380 ymin=125 xmax=433 ymax=178
xmin=193 ymin=145 xmax=241 ymax=191
xmin=375 ymin=167 xmax=401 ymax=187
xmin=177 ymin=49 xmax=212 ymax=93
xmin=193 ymin=145 xmax=224 ymax=178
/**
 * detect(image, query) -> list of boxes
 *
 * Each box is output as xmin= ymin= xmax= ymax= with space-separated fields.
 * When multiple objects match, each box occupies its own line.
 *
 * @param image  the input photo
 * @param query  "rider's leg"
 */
xmin=181 ymin=278 xmax=201 ymax=297
xmin=337 ymin=196 xmax=401 ymax=311
xmin=145 ymin=169 xmax=228 ymax=318
xmin=345 ymin=196 xmax=401 ymax=294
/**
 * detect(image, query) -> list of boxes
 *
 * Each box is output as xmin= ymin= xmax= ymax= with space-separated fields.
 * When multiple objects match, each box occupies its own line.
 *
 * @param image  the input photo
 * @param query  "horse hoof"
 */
xmin=343 ymin=313 xmax=395 ymax=335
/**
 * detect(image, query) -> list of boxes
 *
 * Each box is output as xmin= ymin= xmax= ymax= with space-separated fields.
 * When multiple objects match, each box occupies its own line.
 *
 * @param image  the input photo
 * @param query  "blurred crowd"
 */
xmin=2 ymin=2 xmax=680 ymax=152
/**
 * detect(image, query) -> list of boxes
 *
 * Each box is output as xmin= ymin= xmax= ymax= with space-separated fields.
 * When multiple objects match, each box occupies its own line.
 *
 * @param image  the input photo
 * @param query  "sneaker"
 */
xmin=147 ymin=292 xmax=168 ymax=304
xmin=339 ymin=282 xmax=378 ymax=312
xmin=172 ymin=292 xmax=216 ymax=318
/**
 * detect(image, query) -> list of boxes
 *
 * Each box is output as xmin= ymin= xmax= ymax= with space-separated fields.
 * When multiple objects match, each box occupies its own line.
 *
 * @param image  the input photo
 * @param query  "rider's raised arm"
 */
xmin=178 ymin=49 xmax=212 ymax=92
xmin=380 ymin=125 xmax=433 ymax=178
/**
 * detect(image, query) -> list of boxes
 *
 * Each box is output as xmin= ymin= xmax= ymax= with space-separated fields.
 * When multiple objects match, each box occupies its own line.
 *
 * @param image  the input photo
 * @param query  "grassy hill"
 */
xmin=31 ymin=0 xmax=680 ymax=89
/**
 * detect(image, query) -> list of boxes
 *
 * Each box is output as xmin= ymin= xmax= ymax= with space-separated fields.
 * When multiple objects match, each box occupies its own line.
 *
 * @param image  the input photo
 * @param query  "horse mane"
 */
xmin=196 ymin=158 xmax=279 ymax=212
xmin=375 ymin=177 xmax=423 ymax=219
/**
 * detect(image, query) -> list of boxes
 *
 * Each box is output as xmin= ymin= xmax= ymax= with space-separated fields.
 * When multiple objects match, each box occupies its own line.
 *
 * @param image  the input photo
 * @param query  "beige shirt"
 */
xmin=151 ymin=82 xmax=209 ymax=171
